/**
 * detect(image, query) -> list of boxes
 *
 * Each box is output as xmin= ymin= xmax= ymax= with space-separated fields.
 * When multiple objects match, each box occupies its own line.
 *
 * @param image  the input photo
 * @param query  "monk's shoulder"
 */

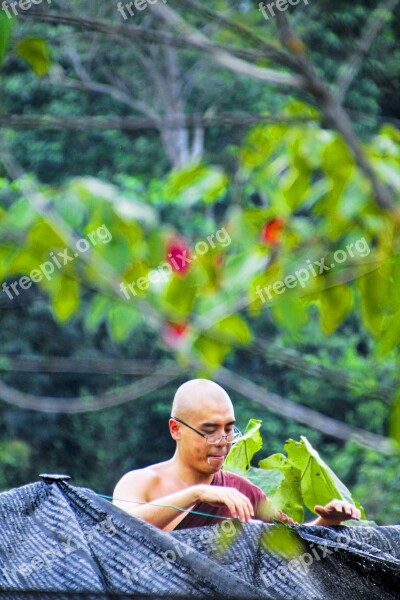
xmin=113 ymin=464 xmax=164 ymax=496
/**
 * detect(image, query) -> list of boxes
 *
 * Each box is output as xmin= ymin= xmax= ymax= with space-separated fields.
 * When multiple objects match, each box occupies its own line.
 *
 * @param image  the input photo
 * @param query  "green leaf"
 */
xmin=357 ymin=267 xmax=387 ymax=337
xmin=0 ymin=12 xmax=14 ymax=66
xmin=15 ymin=37 xmax=51 ymax=76
xmin=163 ymin=273 xmax=197 ymax=319
xmin=246 ymin=466 xmax=284 ymax=495
xmin=260 ymin=523 xmax=304 ymax=561
xmin=259 ymin=453 xmax=303 ymax=521
xmin=285 ymin=436 xmax=365 ymax=518
xmin=164 ymin=163 xmax=228 ymax=206
xmin=84 ymin=295 xmax=111 ymax=333
xmin=107 ymin=303 xmax=141 ymax=342
xmin=223 ymin=419 xmax=262 ymax=473
xmin=51 ymin=277 xmax=80 ymax=322
xmin=317 ymin=284 xmax=353 ymax=334
xmin=377 ymin=309 xmax=400 ymax=355
xmin=211 ymin=314 xmax=253 ymax=346
xmin=193 ymin=335 xmax=231 ymax=368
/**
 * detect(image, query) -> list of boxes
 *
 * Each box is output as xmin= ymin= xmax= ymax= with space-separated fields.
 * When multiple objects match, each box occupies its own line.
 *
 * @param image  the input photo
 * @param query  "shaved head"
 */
xmin=171 ymin=379 xmax=233 ymax=420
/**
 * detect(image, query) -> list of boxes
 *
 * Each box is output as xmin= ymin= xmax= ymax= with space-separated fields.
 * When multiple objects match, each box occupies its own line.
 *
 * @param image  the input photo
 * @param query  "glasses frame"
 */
xmin=171 ymin=416 xmax=242 ymax=445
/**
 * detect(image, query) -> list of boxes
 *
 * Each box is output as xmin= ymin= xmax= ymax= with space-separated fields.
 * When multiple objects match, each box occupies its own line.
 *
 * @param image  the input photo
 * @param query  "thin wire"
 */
xmin=98 ymin=493 xmax=234 ymax=521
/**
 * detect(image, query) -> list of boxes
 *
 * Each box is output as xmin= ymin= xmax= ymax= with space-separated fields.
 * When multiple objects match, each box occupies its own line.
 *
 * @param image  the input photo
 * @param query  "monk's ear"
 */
xmin=169 ymin=418 xmax=181 ymax=441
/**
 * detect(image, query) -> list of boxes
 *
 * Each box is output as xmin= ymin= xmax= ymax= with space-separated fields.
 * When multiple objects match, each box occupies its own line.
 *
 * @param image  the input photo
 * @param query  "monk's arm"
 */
xmin=113 ymin=474 xmax=254 ymax=529
xmin=113 ymin=471 xmax=202 ymax=529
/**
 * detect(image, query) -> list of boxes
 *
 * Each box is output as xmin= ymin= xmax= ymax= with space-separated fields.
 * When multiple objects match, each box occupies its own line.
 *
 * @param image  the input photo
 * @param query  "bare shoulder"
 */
xmin=113 ymin=461 xmax=170 ymax=501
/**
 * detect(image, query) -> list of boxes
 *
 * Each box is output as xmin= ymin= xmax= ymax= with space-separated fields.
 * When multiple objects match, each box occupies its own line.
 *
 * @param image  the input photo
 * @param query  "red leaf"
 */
xmin=261 ymin=218 xmax=285 ymax=245
xmin=162 ymin=322 xmax=189 ymax=348
xmin=166 ymin=236 xmax=192 ymax=276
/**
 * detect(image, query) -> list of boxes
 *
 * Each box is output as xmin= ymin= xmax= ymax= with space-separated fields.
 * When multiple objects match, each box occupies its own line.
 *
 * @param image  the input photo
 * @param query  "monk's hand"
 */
xmin=256 ymin=498 xmax=298 ymax=525
xmin=273 ymin=510 xmax=298 ymax=526
xmin=196 ymin=485 xmax=254 ymax=523
xmin=313 ymin=499 xmax=361 ymax=526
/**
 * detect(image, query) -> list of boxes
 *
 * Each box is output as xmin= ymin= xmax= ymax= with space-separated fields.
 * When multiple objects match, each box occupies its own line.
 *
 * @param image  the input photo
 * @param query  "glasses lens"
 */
xmin=206 ymin=434 xmax=221 ymax=444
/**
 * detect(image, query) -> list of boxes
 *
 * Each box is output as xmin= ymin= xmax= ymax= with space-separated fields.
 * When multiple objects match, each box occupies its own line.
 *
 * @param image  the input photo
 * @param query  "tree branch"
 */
xmin=22 ymin=11 xmax=303 ymax=89
xmin=0 ymin=356 xmax=180 ymax=376
xmin=336 ymin=0 xmax=400 ymax=102
xmin=215 ymin=367 xmax=395 ymax=454
xmin=0 ymin=112 xmax=314 ymax=132
xmin=0 ymin=365 xmax=180 ymax=413
xmin=274 ymin=11 xmax=399 ymax=215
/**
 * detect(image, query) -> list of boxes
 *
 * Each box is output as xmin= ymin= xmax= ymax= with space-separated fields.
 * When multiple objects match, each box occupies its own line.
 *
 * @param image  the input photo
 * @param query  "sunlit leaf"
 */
xmin=224 ymin=419 xmax=262 ymax=473
xmin=15 ymin=37 xmax=52 ymax=76
xmin=259 ymin=453 xmax=303 ymax=522
xmin=260 ymin=523 xmax=304 ymax=561
xmin=317 ymin=284 xmax=353 ymax=334
xmin=0 ymin=12 xmax=14 ymax=66
xmin=285 ymin=436 xmax=365 ymax=518
xmin=51 ymin=277 xmax=80 ymax=322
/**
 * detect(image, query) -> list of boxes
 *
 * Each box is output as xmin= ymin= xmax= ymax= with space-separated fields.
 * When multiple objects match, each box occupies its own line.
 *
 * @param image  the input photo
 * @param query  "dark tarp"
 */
xmin=0 ymin=476 xmax=399 ymax=599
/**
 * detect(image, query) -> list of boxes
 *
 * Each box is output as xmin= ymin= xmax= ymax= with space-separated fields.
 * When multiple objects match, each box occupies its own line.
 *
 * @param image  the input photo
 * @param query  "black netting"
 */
xmin=0 ymin=477 xmax=399 ymax=599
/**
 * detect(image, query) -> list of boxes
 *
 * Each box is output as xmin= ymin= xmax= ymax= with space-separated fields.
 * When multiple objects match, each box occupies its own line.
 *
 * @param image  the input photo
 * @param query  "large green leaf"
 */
xmin=259 ymin=453 xmax=303 ymax=522
xmin=285 ymin=436 xmax=364 ymax=517
xmin=246 ymin=466 xmax=284 ymax=495
xmin=223 ymin=419 xmax=262 ymax=473
xmin=15 ymin=38 xmax=52 ymax=76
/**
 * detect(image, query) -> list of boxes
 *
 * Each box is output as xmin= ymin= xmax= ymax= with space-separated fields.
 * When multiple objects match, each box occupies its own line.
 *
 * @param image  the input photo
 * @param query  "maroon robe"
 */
xmin=174 ymin=469 xmax=266 ymax=530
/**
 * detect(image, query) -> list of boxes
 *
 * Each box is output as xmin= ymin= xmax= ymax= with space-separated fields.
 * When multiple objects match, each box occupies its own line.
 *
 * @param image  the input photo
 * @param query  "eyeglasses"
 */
xmin=171 ymin=416 xmax=242 ymax=445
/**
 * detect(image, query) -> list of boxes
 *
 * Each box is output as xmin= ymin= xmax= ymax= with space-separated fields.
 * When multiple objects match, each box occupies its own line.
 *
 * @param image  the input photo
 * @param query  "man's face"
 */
xmin=174 ymin=398 xmax=236 ymax=474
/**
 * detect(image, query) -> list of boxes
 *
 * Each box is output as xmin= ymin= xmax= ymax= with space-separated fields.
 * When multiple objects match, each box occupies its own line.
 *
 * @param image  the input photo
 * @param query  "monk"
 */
xmin=113 ymin=379 xmax=360 ymax=530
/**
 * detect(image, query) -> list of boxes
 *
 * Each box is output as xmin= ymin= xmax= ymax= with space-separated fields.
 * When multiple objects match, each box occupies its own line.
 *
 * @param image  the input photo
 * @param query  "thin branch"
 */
xmin=0 ymin=366 xmax=180 ymax=413
xmin=22 ymin=11 xmax=303 ymax=89
xmin=215 ymin=368 xmax=396 ymax=455
xmin=0 ymin=112 xmax=314 ymax=132
xmin=258 ymin=343 xmax=395 ymax=403
xmin=336 ymin=0 xmax=400 ymax=102
xmin=0 ymin=356 xmax=181 ymax=376
xmin=274 ymin=11 xmax=399 ymax=216
xmin=48 ymin=75 xmax=160 ymax=119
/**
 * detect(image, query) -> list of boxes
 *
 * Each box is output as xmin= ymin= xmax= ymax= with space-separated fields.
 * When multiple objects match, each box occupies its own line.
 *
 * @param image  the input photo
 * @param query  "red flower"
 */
xmin=261 ymin=218 xmax=285 ymax=245
xmin=166 ymin=236 xmax=192 ymax=276
xmin=162 ymin=322 xmax=189 ymax=348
